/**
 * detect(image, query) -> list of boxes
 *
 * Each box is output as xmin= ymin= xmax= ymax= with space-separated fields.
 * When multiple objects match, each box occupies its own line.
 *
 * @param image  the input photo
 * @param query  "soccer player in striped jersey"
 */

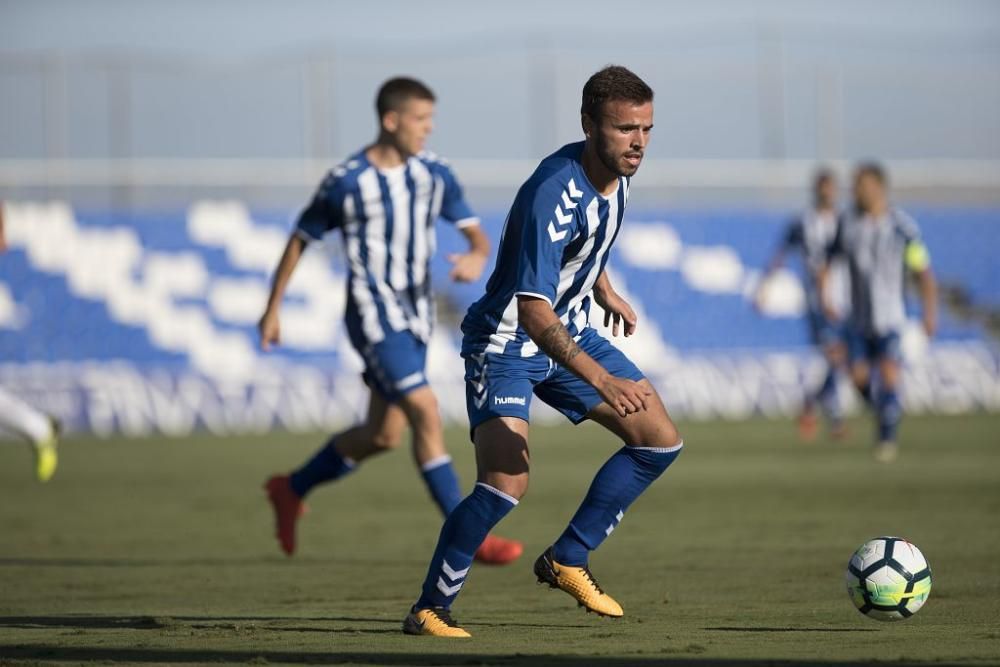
xmin=261 ymin=77 xmax=522 ymax=565
xmin=403 ymin=66 xmax=684 ymax=637
xmin=820 ymin=163 xmax=937 ymax=463
xmin=757 ymin=168 xmax=849 ymax=440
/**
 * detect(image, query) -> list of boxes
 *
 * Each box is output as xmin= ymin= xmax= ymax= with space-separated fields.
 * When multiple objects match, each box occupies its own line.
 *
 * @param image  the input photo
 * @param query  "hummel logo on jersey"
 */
xmin=547 ymin=178 xmax=584 ymax=242
xmin=494 ymin=395 xmax=527 ymax=406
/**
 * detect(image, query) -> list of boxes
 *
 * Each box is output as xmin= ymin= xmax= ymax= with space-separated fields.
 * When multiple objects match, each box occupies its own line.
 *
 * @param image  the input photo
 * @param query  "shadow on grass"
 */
xmin=704 ymin=626 xmax=879 ymax=633
xmin=0 ymin=555 xmax=421 ymax=568
xmin=0 ymin=614 xmax=593 ymax=631
xmin=0 ymin=645 xmax=962 ymax=666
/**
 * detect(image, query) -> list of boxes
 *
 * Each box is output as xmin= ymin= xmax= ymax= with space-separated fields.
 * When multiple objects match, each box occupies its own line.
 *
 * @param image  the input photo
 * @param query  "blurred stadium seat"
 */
xmin=1 ymin=201 xmax=997 ymax=436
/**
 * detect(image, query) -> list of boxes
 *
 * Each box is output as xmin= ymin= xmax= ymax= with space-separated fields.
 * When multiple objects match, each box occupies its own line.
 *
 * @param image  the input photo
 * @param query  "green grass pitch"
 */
xmin=1 ymin=413 xmax=998 ymax=666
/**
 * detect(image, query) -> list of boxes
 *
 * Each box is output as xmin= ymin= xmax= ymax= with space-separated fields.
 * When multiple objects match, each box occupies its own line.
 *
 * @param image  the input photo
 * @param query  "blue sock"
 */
xmin=552 ymin=443 xmax=683 ymax=567
xmin=420 ymin=455 xmax=463 ymax=517
xmin=817 ymin=367 xmax=842 ymax=424
xmin=877 ymin=389 xmax=902 ymax=442
xmin=415 ymin=483 xmax=517 ymax=609
xmin=289 ymin=436 xmax=356 ymax=498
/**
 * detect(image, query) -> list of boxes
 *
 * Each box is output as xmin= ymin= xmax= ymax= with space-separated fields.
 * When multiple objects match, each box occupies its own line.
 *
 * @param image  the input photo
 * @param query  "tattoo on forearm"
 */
xmin=537 ymin=322 xmax=582 ymax=366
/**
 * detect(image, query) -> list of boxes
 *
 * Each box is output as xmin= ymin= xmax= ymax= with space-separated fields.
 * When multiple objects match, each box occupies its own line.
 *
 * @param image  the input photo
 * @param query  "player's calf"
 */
xmin=550 ymin=443 xmax=683 ymax=569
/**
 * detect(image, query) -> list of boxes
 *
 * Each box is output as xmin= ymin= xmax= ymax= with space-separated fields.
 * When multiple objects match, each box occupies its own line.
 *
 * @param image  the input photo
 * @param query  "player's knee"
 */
xmin=827 ymin=343 xmax=847 ymax=366
xmin=657 ymin=421 xmax=682 ymax=448
xmin=624 ymin=416 xmax=680 ymax=448
xmin=400 ymin=388 xmax=441 ymax=428
xmin=481 ymin=474 xmax=529 ymax=502
xmin=879 ymin=361 xmax=900 ymax=388
xmin=368 ymin=426 xmax=404 ymax=451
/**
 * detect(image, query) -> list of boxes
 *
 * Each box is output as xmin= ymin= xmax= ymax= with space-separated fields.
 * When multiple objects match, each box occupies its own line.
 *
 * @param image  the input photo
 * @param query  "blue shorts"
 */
xmin=349 ymin=327 xmax=429 ymax=402
xmin=847 ymin=329 xmax=902 ymax=365
xmin=464 ymin=327 xmax=645 ymax=436
xmin=807 ymin=308 xmax=847 ymax=347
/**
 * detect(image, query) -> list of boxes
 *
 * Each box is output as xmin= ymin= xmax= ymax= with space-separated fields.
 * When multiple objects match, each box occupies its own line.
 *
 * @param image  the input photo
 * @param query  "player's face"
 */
xmin=816 ymin=177 xmax=837 ymax=209
xmin=384 ymin=98 xmax=435 ymax=156
xmin=589 ymin=100 xmax=654 ymax=177
xmin=854 ymin=173 xmax=884 ymax=212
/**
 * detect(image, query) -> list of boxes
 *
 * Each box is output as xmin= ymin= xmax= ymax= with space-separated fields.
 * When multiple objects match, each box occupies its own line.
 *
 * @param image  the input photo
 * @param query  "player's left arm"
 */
xmin=906 ymin=239 xmax=937 ymax=338
xmin=593 ymin=270 xmax=637 ymax=337
xmin=448 ymin=223 xmax=490 ymax=283
xmin=437 ymin=162 xmax=490 ymax=282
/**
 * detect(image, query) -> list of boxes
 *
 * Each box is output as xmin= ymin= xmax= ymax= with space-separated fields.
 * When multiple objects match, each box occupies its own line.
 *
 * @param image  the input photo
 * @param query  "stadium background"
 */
xmin=1 ymin=3 xmax=1000 ymax=666
xmin=2 ymin=0 xmax=998 ymax=436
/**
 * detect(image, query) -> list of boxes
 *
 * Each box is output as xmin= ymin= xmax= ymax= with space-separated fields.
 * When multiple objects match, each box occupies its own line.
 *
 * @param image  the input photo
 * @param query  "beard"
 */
xmin=595 ymin=135 xmax=641 ymax=177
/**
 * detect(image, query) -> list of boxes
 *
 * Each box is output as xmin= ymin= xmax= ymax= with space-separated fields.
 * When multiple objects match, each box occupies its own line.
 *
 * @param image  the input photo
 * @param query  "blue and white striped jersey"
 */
xmin=462 ymin=142 xmax=628 ymax=358
xmin=784 ymin=208 xmax=850 ymax=317
xmin=830 ymin=207 xmax=923 ymax=336
xmin=296 ymin=149 xmax=478 ymax=343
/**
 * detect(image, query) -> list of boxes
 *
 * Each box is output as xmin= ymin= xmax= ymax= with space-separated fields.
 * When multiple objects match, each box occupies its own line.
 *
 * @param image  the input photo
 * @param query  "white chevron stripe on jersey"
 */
xmin=547 ymin=221 xmax=568 ymax=243
xmin=555 ymin=204 xmax=573 ymax=226
xmin=567 ymin=178 xmax=583 ymax=198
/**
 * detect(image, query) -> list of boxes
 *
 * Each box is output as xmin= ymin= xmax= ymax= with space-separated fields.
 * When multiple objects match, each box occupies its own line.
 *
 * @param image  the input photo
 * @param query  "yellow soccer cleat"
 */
xmin=402 ymin=607 xmax=471 ymax=638
xmin=33 ymin=417 xmax=60 ymax=483
xmin=534 ymin=547 xmax=624 ymax=618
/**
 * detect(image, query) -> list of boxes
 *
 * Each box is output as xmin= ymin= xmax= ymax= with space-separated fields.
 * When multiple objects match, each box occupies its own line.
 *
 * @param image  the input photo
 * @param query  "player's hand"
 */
xmin=597 ymin=374 xmax=651 ymax=418
xmin=821 ymin=299 xmax=839 ymax=323
xmin=596 ymin=289 xmax=637 ymax=337
xmin=448 ymin=252 xmax=487 ymax=283
xmin=922 ymin=312 xmax=937 ymax=338
xmin=751 ymin=285 xmax=767 ymax=314
xmin=258 ymin=309 xmax=281 ymax=351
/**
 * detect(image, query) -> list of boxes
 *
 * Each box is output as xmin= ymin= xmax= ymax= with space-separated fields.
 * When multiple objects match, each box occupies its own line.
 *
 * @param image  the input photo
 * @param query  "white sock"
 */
xmin=0 ymin=387 xmax=53 ymax=444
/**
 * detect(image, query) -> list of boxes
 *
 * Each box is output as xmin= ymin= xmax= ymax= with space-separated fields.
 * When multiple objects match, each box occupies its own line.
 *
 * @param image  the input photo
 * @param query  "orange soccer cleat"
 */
xmin=265 ymin=475 xmax=307 ymax=556
xmin=474 ymin=534 xmax=524 ymax=565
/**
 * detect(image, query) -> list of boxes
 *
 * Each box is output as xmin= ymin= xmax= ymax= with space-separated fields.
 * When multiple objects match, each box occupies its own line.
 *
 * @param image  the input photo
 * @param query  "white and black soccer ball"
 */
xmin=845 ymin=537 xmax=932 ymax=621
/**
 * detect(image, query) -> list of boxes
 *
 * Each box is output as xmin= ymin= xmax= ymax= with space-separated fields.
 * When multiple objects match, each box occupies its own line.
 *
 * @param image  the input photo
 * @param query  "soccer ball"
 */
xmin=845 ymin=537 xmax=932 ymax=621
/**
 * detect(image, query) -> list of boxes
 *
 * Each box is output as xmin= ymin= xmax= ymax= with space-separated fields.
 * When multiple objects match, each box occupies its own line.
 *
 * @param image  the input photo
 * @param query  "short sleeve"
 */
xmin=295 ymin=171 xmax=343 ymax=241
xmin=513 ymin=181 xmax=578 ymax=305
xmin=783 ymin=219 xmax=804 ymax=250
xmin=437 ymin=163 xmax=479 ymax=228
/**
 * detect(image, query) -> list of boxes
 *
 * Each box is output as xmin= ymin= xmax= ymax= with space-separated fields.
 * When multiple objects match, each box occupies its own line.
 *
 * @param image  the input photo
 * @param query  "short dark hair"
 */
xmin=581 ymin=65 xmax=653 ymax=121
xmin=813 ymin=166 xmax=835 ymax=189
xmin=376 ymin=77 xmax=435 ymax=118
xmin=855 ymin=161 xmax=888 ymax=186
